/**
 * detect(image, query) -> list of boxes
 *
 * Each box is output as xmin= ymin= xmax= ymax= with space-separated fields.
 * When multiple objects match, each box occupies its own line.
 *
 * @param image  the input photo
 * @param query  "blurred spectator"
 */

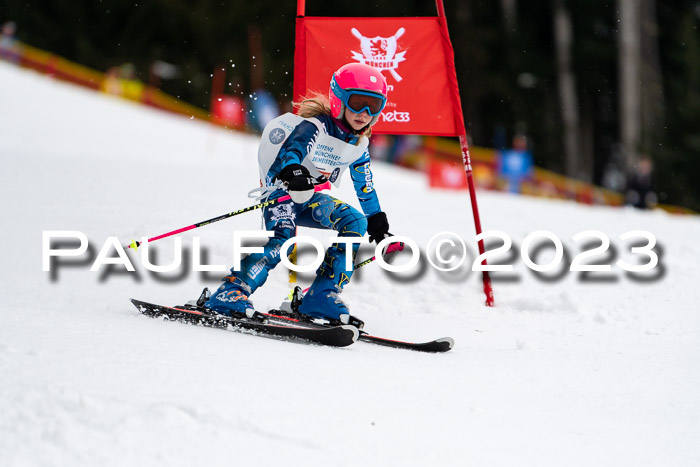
xmin=149 ymin=60 xmax=178 ymax=88
xmin=369 ymin=134 xmax=391 ymax=161
xmin=387 ymin=135 xmax=407 ymax=164
xmin=0 ymin=21 xmax=20 ymax=63
xmin=368 ymin=135 xmax=420 ymax=166
xmin=100 ymin=63 xmax=144 ymax=101
xmin=497 ymin=134 xmax=533 ymax=193
xmin=101 ymin=66 xmax=124 ymax=96
xmin=118 ymin=63 xmax=144 ymax=101
xmin=246 ymin=88 xmax=280 ymax=132
xmin=626 ymin=156 xmax=657 ymax=209
xmin=387 ymin=135 xmax=421 ymax=166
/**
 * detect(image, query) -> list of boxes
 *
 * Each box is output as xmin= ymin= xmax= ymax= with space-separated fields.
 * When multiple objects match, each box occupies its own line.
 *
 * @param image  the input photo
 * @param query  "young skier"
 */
xmin=204 ymin=62 xmax=396 ymax=328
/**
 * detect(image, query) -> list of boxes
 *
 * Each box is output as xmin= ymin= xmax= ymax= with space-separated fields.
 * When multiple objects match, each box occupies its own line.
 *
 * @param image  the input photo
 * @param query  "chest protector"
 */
xmin=258 ymin=113 xmax=368 ymax=187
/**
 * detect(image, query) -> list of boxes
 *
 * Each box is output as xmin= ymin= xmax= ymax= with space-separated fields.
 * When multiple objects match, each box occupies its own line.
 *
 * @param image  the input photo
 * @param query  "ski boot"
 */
xmin=298 ymin=283 xmax=364 ymax=329
xmin=204 ymin=276 xmax=265 ymax=322
xmin=280 ymin=286 xmax=364 ymax=328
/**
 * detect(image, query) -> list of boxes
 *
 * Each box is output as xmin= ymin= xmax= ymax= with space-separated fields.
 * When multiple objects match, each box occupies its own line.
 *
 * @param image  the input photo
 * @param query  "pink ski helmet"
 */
xmin=329 ymin=63 xmax=388 ymax=127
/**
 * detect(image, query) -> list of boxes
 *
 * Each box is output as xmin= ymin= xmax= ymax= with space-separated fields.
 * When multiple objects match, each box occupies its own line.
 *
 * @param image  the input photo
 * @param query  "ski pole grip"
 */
xmin=314 ymin=180 xmax=331 ymax=191
xmin=384 ymin=241 xmax=405 ymax=255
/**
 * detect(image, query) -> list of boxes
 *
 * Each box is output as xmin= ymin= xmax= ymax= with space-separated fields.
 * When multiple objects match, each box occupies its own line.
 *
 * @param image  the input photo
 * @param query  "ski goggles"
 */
xmin=332 ymin=78 xmax=387 ymax=116
xmin=345 ymin=91 xmax=386 ymax=116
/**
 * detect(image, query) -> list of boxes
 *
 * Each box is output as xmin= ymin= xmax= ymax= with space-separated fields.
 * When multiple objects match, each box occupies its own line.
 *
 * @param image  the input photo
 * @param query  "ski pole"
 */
xmin=353 ymin=240 xmax=405 ymax=269
xmin=127 ymin=181 xmax=331 ymax=250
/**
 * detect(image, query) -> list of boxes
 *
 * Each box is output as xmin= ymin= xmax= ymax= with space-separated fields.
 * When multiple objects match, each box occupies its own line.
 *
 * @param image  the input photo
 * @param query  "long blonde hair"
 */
xmin=293 ymin=92 xmax=372 ymax=139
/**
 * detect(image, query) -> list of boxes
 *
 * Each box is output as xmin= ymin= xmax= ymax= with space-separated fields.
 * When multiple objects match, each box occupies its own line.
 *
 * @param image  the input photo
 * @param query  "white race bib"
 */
xmin=258 ymin=113 xmax=368 ymax=187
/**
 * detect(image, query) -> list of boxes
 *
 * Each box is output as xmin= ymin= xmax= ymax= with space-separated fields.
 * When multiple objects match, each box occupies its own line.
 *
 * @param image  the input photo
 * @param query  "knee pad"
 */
xmin=336 ymin=208 xmax=368 ymax=238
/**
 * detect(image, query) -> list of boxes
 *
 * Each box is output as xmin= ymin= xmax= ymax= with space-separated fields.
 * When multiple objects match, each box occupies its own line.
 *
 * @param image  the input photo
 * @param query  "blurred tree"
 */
xmin=618 ymin=0 xmax=642 ymax=173
xmin=554 ymin=0 xmax=583 ymax=180
xmin=655 ymin=0 xmax=700 ymax=209
xmin=641 ymin=0 xmax=666 ymax=151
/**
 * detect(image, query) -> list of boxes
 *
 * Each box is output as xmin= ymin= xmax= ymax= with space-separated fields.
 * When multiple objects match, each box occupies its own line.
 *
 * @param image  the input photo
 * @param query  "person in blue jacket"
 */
xmin=204 ymin=63 xmax=395 ymax=328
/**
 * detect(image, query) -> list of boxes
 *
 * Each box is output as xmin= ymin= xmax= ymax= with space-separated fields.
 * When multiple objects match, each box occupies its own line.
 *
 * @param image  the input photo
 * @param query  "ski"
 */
xmin=356 ymin=333 xmax=454 ymax=353
xmin=130 ymin=299 xmax=358 ymax=348
xmin=263 ymin=310 xmax=454 ymax=353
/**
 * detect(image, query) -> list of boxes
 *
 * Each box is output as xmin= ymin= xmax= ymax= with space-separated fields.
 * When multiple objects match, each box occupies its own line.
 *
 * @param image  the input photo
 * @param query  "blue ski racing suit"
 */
xmin=205 ymin=113 xmax=384 ymax=322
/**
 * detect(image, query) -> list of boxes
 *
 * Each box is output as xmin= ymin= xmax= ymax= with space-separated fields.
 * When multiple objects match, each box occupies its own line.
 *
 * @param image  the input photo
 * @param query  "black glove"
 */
xmin=367 ymin=211 xmax=390 ymax=244
xmin=279 ymin=164 xmax=315 ymax=204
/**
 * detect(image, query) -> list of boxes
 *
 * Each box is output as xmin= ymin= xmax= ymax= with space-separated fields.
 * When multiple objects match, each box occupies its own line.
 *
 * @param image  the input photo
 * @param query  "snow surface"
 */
xmin=1 ymin=61 xmax=699 ymax=467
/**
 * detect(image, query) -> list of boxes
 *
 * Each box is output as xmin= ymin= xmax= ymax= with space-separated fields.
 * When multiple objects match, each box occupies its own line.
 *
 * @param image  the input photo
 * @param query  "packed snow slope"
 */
xmin=1 ymin=61 xmax=699 ymax=467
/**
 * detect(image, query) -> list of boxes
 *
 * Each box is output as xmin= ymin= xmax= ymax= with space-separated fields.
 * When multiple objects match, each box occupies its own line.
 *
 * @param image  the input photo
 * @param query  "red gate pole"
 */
xmin=289 ymin=0 xmax=308 ymax=284
xmin=435 ymin=0 xmax=495 ymax=306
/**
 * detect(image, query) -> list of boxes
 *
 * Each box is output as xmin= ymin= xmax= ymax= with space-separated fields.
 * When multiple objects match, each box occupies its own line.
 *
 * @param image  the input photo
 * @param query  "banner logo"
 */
xmin=351 ymin=27 xmax=406 ymax=82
